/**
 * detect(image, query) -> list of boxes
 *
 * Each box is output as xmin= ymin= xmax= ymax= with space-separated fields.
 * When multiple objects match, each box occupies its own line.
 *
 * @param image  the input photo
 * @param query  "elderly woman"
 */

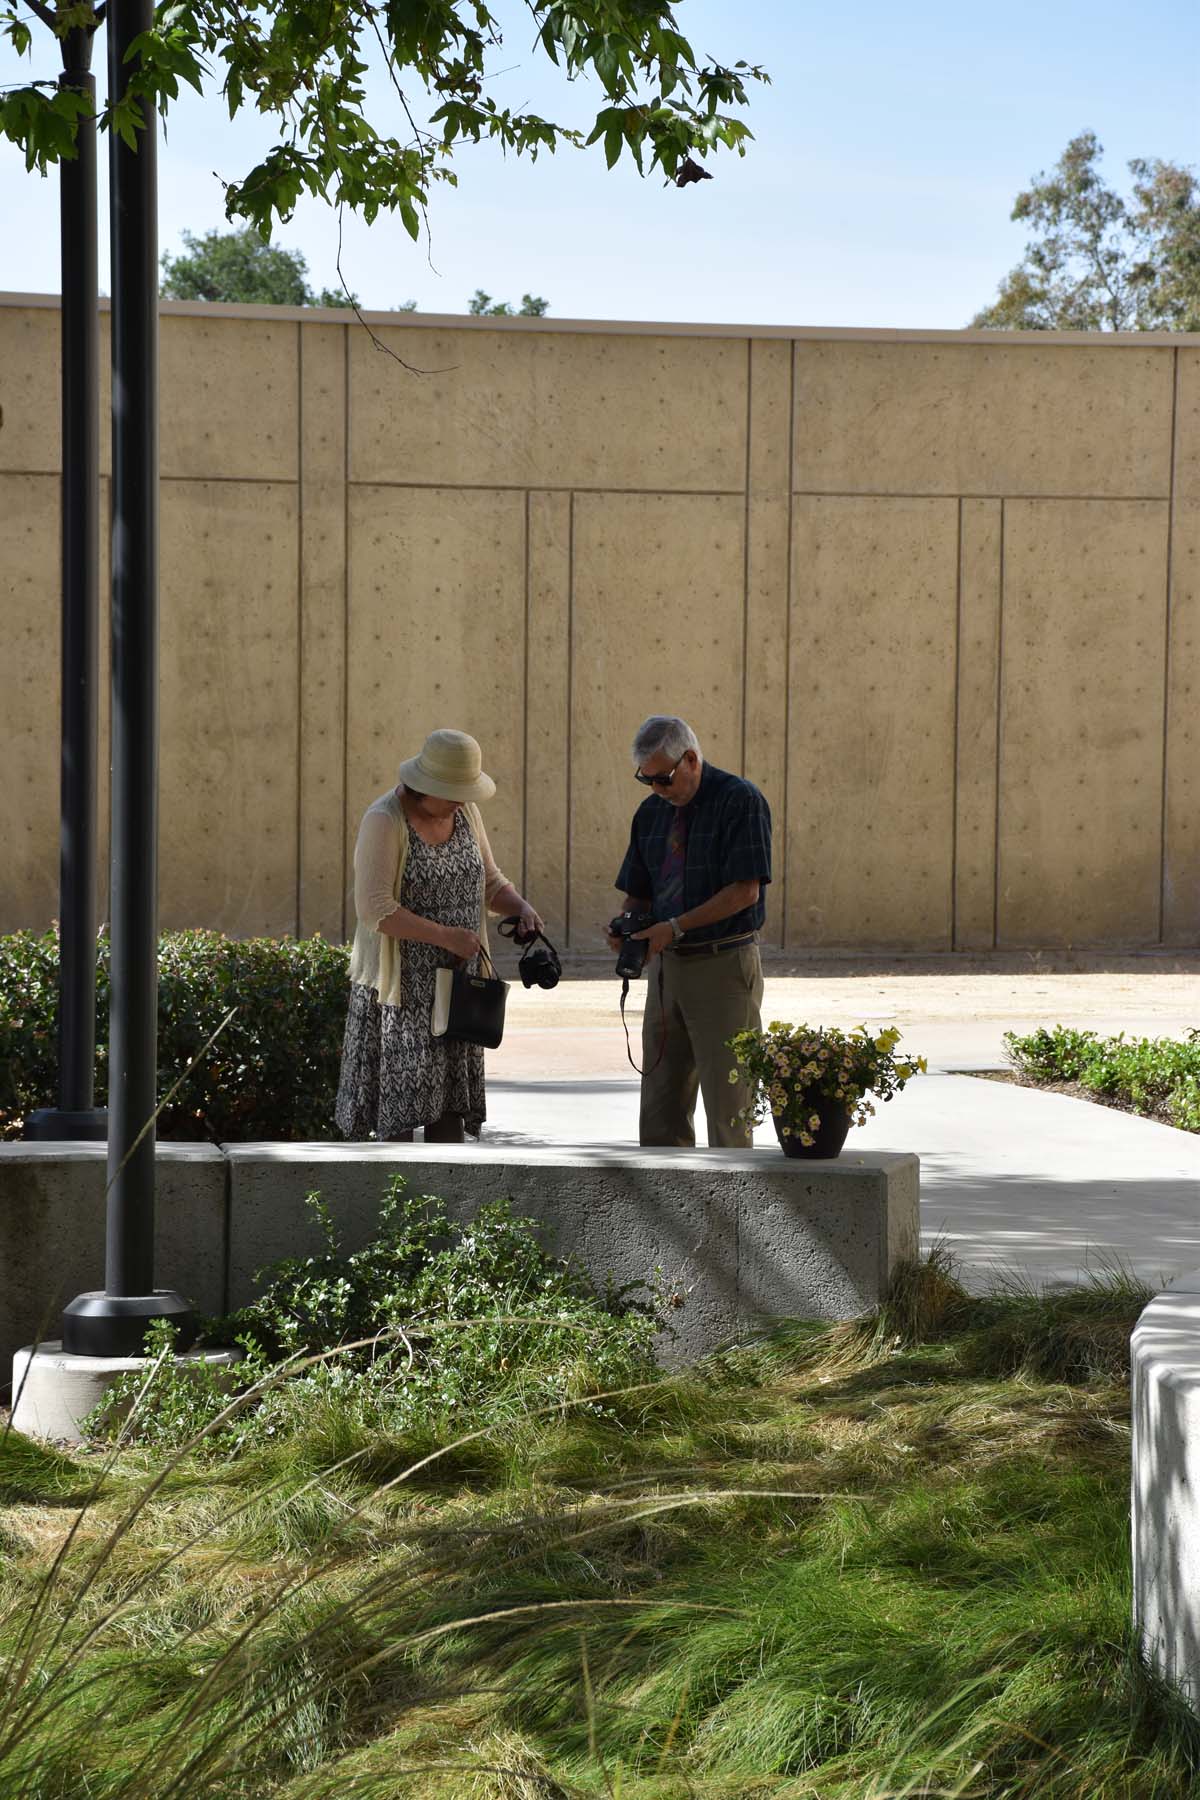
xmin=335 ymin=729 xmax=542 ymax=1143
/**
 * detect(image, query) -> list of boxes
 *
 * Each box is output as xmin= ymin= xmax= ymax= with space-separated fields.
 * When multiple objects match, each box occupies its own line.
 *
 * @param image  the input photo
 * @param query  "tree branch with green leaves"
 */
xmin=1 ymin=0 xmax=768 ymax=239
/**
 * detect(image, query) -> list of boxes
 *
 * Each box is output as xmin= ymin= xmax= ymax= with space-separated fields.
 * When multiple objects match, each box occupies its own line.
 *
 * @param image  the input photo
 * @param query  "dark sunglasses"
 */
xmin=635 ymin=755 xmax=684 ymax=788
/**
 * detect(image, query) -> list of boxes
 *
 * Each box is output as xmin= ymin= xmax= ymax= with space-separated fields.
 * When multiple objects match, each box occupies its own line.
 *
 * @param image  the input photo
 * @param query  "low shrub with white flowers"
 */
xmin=726 ymin=1020 xmax=927 ymax=1146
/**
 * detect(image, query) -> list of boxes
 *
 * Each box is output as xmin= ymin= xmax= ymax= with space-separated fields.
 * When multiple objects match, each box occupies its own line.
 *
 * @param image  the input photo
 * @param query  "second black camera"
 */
xmin=609 ymin=910 xmax=657 ymax=979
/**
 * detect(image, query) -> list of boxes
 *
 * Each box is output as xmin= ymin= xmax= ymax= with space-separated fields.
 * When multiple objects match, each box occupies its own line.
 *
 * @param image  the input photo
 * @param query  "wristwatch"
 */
xmin=669 ymin=917 xmax=685 ymax=942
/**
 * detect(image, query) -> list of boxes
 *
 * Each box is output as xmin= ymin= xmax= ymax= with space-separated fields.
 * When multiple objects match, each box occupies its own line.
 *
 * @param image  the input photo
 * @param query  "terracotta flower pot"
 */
xmin=773 ymin=1096 xmax=853 ymax=1160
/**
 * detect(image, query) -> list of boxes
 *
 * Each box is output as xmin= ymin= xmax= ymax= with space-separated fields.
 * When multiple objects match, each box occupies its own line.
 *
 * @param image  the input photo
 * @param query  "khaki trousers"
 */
xmin=639 ymin=942 xmax=764 ymax=1148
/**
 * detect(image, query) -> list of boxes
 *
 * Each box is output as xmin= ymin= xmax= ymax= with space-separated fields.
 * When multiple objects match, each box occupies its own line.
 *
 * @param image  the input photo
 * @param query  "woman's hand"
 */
xmin=441 ymin=926 xmax=482 ymax=963
xmin=512 ymin=898 xmax=545 ymax=940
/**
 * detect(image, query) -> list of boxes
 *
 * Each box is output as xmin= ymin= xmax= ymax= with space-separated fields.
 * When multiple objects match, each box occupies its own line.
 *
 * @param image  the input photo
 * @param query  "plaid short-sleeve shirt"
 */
xmin=614 ymin=762 xmax=772 ymax=943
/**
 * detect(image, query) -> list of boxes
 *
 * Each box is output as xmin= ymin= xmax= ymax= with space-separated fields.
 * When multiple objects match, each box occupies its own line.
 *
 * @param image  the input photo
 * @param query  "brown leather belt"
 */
xmin=671 ymin=931 xmax=759 ymax=959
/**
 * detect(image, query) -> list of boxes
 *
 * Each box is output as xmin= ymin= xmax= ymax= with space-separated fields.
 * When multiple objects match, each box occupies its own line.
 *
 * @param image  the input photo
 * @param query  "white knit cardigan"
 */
xmin=348 ymin=787 xmax=510 ymax=1008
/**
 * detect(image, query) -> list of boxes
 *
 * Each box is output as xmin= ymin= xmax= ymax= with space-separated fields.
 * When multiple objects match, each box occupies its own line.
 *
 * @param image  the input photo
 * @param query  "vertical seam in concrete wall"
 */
xmin=565 ymin=492 xmax=575 ymax=945
xmin=341 ymin=325 xmax=351 ymax=944
xmin=992 ymin=500 xmax=1006 ymax=949
xmin=781 ymin=341 xmax=797 ymax=947
xmin=295 ymin=321 xmax=304 ymax=938
xmin=740 ymin=338 xmax=751 ymax=776
xmin=1159 ymin=348 xmax=1180 ymax=944
xmin=522 ymin=489 xmax=531 ymax=897
xmin=951 ymin=498 xmax=963 ymax=950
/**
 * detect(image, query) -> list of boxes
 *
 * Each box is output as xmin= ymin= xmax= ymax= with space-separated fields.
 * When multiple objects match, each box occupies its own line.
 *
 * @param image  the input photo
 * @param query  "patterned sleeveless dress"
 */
xmin=335 ymin=809 xmax=486 ymax=1138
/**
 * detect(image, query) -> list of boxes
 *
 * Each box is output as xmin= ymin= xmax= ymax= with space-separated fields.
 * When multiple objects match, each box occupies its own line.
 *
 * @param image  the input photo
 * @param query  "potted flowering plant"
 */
xmin=726 ymin=1020 xmax=927 ymax=1158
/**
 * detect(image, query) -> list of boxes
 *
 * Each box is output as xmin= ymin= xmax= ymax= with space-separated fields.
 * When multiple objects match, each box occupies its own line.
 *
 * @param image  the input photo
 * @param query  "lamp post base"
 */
xmin=25 ymin=1107 xmax=108 ymax=1142
xmin=11 ymin=1339 xmax=240 ymax=1443
xmin=61 ymin=1289 xmax=197 ymax=1357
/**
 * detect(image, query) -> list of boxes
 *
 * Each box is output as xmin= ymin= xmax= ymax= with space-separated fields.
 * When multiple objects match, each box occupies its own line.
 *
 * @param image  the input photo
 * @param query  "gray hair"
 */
xmin=631 ymin=715 xmax=702 ymax=768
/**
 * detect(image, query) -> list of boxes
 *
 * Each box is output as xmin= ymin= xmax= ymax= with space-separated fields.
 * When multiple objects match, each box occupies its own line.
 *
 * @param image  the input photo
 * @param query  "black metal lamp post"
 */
xmin=60 ymin=0 xmax=195 ymax=1356
xmin=25 ymin=12 xmax=107 ymax=1145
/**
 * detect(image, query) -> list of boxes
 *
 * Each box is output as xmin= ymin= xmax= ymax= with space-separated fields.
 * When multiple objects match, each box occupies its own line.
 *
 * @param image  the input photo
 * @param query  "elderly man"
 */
xmin=610 ymin=715 xmax=772 ymax=1148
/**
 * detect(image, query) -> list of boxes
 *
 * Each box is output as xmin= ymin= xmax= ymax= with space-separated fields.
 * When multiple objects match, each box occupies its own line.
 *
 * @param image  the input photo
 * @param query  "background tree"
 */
xmin=159 ymin=228 xmax=547 ymax=314
xmin=468 ymin=289 xmax=549 ymax=316
xmin=974 ymin=131 xmax=1200 ymax=331
xmin=159 ymin=225 xmax=355 ymax=305
xmin=1 ymin=3 xmax=766 ymax=243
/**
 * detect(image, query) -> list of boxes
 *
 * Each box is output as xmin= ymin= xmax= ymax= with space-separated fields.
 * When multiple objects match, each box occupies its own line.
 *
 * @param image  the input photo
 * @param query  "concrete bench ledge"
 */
xmin=0 ymin=1142 xmax=920 ymax=1368
xmin=1133 ymin=1270 xmax=1200 ymax=1706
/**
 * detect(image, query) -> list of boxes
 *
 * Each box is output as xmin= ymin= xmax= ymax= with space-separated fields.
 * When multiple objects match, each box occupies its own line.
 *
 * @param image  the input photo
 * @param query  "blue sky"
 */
xmin=1 ymin=0 xmax=1197 ymax=327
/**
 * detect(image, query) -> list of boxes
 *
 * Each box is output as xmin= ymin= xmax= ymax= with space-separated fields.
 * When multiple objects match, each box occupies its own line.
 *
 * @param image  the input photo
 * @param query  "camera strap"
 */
xmin=620 ymin=958 xmax=667 ymax=1076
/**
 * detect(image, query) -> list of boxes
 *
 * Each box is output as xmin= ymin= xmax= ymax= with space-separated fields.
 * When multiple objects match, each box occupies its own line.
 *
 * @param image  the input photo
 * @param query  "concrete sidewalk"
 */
xmin=482 ymin=966 xmax=1200 ymax=1292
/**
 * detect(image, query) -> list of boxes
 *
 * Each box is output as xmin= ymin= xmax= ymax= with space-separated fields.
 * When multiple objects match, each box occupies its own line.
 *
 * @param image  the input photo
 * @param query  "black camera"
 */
xmin=499 ymin=917 xmax=562 ymax=990
xmin=518 ymin=940 xmax=561 ymax=990
xmin=609 ymin=910 xmax=656 ymax=979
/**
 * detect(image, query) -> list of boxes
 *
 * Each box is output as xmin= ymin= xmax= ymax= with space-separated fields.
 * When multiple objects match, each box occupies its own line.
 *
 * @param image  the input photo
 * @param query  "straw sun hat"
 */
xmin=397 ymin=729 xmax=496 ymax=804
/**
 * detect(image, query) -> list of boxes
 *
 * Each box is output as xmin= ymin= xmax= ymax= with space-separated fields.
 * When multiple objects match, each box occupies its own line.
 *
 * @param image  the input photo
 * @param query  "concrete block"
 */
xmin=0 ymin=1144 xmax=228 ymax=1371
xmin=2 ymin=472 xmax=64 ymax=928
xmin=0 ymin=472 xmax=112 ymax=932
xmin=736 ymin=1151 xmax=918 ymax=1331
xmin=225 ymin=1143 xmax=919 ymax=1366
xmin=792 ymin=340 xmax=1174 ymax=499
xmin=11 ymin=1342 xmax=242 ymax=1445
xmin=787 ymin=496 xmax=959 ymax=949
xmin=524 ymin=490 xmax=571 ymax=940
xmin=0 ymin=305 xmax=70 ymax=474
xmin=1164 ymin=501 xmax=1200 ymax=945
xmin=745 ymin=340 xmax=792 ymax=947
xmin=997 ymin=499 xmax=1169 ymax=947
xmin=299 ymin=322 xmax=349 ymax=942
xmin=348 ymin=325 xmax=748 ymax=492
xmin=161 ymin=314 xmax=298 ymax=482
xmin=1175 ymin=350 xmax=1200 ymax=507
xmin=345 ymin=484 xmax=527 ymax=887
xmin=159 ymin=480 xmax=301 ymax=936
xmin=568 ymin=492 xmax=746 ymax=940
xmin=954 ymin=499 xmax=1002 ymax=950
xmin=1132 ymin=1291 xmax=1200 ymax=1703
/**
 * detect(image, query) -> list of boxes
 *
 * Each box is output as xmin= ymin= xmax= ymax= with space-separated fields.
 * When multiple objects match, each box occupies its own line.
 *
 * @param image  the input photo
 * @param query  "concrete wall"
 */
xmin=3 ymin=294 xmax=1198 ymax=952
xmin=0 ymin=1141 xmax=920 ymax=1371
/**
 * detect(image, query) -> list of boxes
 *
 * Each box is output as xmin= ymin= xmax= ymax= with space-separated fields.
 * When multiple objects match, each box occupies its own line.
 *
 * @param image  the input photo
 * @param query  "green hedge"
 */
xmin=1005 ymin=1024 xmax=1200 ymax=1132
xmin=0 ymin=929 xmax=349 ymax=1142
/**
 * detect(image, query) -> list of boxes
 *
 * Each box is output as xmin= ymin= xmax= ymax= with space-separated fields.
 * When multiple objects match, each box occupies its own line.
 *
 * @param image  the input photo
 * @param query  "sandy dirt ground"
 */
xmin=491 ymin=960 xmax=1200 ymax=1079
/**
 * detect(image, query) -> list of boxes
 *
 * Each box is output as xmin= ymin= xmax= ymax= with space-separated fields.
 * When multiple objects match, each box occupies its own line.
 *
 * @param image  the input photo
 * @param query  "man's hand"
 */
xmin=634 ymin=920 xmax=675 ymax=957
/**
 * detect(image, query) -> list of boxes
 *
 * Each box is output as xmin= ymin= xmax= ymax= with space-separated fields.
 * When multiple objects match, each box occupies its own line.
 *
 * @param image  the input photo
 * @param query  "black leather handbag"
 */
xmin=432 ymin=949 xmax=508 ymax=1050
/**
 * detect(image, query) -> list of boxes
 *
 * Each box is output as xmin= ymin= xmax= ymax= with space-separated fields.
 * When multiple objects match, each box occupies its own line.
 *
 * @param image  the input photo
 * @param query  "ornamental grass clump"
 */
xmin=1 ymin=1252 xmax=1194 ymax=1799
xmin=727 ymin=1019 xmax=927 ymax=1146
